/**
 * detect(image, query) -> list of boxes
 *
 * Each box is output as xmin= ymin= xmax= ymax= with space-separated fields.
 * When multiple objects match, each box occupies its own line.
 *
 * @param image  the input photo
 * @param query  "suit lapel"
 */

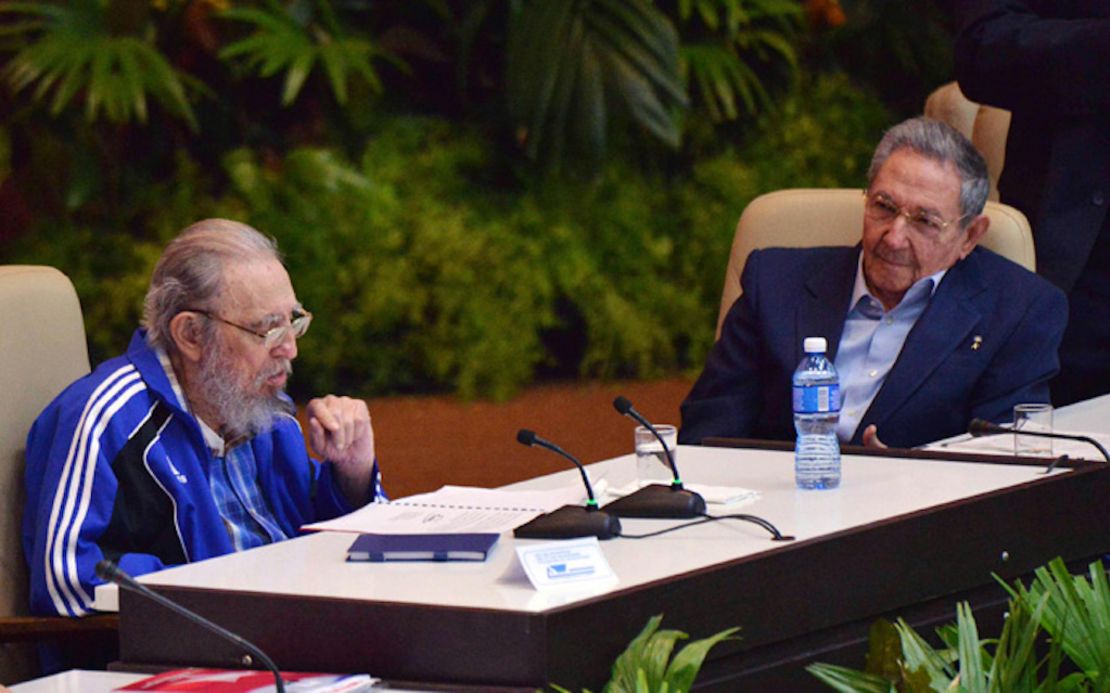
xmin=860 ymin=251 xmax=987 ymax=437
xmin=796 ymin=246 xmax=858 ymax=365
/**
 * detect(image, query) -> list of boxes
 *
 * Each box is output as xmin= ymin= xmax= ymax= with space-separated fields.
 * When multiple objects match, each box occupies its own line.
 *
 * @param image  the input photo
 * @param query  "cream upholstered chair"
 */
xmin=715 ymin=189 xmax=1035 ymax=337
xmin=0 ymin=266 xmax=116 ymax=684
xmin=924 ymin=82 xmax=1011 ymax=202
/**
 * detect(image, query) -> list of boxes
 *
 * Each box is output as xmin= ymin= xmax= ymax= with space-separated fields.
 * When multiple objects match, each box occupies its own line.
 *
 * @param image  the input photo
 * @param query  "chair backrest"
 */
xmin=924 ymin=81 xmax=1011 ymax=202
xmin=0 ymin=266 xmax=90 ymax=620
xmin=715 ymin=189 xmax=1036 ymax=337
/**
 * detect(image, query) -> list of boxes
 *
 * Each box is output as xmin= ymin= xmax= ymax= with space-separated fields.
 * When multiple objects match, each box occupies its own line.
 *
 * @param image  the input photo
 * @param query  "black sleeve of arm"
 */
xmin=954 ymin=0 xmax=1110 ymax=116
xmin=679 ymin=250 xmax=767 ymax=444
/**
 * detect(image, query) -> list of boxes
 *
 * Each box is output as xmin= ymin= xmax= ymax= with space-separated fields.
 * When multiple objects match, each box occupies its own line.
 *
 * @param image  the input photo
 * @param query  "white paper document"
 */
xmin=925 ymin=431 xmax=1110 ymax=462
xmin=302 ymin=484 xmax=588 ymax=534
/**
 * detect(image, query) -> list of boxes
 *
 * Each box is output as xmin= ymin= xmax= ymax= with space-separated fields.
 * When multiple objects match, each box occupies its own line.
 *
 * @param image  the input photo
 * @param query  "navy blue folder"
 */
xmin=346 ymin=533 xmax=500 ymax=562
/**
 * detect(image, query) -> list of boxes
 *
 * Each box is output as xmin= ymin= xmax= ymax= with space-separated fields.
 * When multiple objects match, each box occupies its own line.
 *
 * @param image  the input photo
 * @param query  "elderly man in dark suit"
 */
xmin=680 ymin=117 xmax=1067 ymax=449
xmin=954 ymin=0 xmax=1110 ymax=406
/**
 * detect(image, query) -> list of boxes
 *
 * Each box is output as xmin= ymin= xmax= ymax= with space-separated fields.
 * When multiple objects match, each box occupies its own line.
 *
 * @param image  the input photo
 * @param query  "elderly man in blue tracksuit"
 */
xmin=23 ymin=219 xmax=386 ymax=619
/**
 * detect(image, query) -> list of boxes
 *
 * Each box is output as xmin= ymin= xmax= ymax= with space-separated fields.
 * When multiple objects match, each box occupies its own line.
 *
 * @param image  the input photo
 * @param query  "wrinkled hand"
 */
xmin=306 ymin=395 xmax=375 ymax=506
xmin=862 ymin=424 xmax=888 ymax=449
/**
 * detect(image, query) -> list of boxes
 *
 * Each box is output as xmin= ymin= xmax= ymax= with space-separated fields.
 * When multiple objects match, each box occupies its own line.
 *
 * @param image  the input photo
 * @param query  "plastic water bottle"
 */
xmin=793 ymin=337 xmax=841 ymax=489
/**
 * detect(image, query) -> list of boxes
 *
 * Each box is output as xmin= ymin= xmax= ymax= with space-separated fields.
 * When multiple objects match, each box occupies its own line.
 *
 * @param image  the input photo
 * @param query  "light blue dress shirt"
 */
xmin=833 ymin=256 xmax=945 ymax=442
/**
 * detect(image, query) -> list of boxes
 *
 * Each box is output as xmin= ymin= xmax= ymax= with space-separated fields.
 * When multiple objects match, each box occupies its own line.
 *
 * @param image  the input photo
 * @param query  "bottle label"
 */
xmin=793 ymin=384 xmax=841 ymax=414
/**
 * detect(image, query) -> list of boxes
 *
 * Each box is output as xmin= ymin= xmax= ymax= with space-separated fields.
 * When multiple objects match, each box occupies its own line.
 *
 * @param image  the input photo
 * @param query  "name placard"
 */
xmin=515 ymin=537 xmax=616 ymax=591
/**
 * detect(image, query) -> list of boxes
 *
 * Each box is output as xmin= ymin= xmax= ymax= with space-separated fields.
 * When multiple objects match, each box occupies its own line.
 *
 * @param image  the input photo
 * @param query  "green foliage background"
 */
xmin=4 ymin=72 xmax=889 ymax=399
xmin=0 ymin=1 xmax=914 ymax=400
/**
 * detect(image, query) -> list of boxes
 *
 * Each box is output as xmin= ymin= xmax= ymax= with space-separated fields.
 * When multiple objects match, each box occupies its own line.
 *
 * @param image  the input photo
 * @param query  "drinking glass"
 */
xmin=1013 ymin=403 xmax=1053 ymax=456
xmin=635 ymin=425 xmax=677 ymax=485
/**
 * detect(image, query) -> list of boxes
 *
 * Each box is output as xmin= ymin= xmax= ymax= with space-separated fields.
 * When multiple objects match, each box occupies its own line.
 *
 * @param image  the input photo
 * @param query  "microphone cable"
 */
xmin=616 ymin=512 xmax=794 ymax=542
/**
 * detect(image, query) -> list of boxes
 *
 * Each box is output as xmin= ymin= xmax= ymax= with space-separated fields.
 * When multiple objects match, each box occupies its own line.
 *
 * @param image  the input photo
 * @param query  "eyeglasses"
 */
xmin=185 ymin=308 xmax=313 ymax=349
xmin=863 ymin=190 xmax=969 ymax=238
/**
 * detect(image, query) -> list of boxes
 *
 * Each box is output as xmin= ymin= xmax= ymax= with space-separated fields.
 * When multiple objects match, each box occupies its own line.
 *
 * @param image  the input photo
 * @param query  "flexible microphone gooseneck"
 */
xmin=96 ymin=560 xmax=286 ymax=692
xmin=603 ymin=396 xmax=707 ymax=519
xmin=513 ymin=430 xmax=622 ymax=540
xmin=613 ymin=396 xmax=684 ymax=486
xmin=517 ymin=429 xmax=601 ymax=507
xmin=968 ymin=418 xmax=1110 ymax=463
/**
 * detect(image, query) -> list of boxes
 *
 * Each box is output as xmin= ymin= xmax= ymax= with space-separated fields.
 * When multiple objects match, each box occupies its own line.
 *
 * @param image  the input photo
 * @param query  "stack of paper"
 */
xmin=303 ymin=484 xmax=588 ymax=534
xmin=925 ymin=431 xmax=1110 ymax=461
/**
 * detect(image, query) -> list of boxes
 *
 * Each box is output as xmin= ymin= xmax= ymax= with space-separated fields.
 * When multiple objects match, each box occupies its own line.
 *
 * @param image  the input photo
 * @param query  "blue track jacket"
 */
xmin=22 ymin=330 xmax=383 ymax=617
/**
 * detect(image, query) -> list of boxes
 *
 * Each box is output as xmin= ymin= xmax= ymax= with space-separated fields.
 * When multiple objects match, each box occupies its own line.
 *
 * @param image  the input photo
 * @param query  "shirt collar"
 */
xmin=850 ymin=252 xmax=946 ymax=314
xmin=156 ymin=346 xmax=227 ymax=457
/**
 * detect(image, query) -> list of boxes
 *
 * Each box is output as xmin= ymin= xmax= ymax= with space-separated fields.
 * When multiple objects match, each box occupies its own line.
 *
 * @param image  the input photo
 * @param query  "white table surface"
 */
xmin=1053 ymin=392 xmax=1110 ymax=433
xmin=106 ymin=444 xmax=1064 ymax=615
xmin=91 ymin=393 xmax=1110 ymax=615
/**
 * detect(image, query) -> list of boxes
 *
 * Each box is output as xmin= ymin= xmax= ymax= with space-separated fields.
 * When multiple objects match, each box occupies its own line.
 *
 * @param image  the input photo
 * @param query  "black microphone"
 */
xmin=517 ymin=429 xmax=602 ymax=507
xmin=96 ymin=560 xmax=286 ymax=692
xmin=513 ymin=429 xmax=622 ymax=540
xmin=613 ymin=396 xmax=685 ymax=485
xmin=603 ymin=396 xmax=707 ymax=519
xmin=968 ymin=418 xmax=1110 ymax=462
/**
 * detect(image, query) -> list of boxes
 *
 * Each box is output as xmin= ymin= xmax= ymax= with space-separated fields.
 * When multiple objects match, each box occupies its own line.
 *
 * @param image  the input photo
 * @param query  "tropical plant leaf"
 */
xmin=810 ymin=559 xmax=1110 ymax=692
xmin=219 ymin=3 xmax=388 ymax=106
xmin=606 ymin=614 xmax=666 ymax=690
xmin=0 ymin=0 xmax=198 ymax=128
xmin=894 ymin=618 xmax=956 ymax=690
xmin=861 ymin=618 xmax=903 ymax=683
xmin=1004 ymin=558 xmax=1110 ymax=687
xmin=638 ymin=627 xmax=685 ymax=687
xmin=955 ymin=602 xmax=988 ymax=693
xmin=682 ymin=42 xmax=770 ymax=121
xmin=806 ymin=662 xmax=894 ymax=693
xmin=663 ymin=625 xmax=738 ymax=691
xmin=670 ymin=0 xmax=800 ymax=123
xmin=506 ymin=0 xmax=687 ymax=167
xmin=548 ymin=614 xmax=737 ymax=693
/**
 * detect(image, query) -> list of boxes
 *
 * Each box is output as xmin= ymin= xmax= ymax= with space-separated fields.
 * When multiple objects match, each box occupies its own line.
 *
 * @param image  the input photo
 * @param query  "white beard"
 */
xmin=195 ymin=335 xmax=294 ymax=441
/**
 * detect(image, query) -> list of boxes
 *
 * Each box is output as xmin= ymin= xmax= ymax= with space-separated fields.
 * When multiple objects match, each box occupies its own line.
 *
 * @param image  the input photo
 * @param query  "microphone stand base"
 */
xmin=602 ymin=484 xmax=707 ymax=519
xmin=513 ymin=505 xmax=622 ymax=540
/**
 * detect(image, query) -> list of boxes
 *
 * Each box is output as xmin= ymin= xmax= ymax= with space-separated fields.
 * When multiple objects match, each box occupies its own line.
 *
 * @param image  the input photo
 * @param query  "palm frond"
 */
xmin=806 ymin=663 xmax=895 ymax=693
xmin=682 ymin=43 xmax=773 ymax=121
xmin=1005 ymin=558 xmax=1110 ymax=686
xmin=0 ymin=0 xmax=197 ymax=128
xmin=219 ymin=4 xmax=387 ymax=106
xmin=893 ymin=617 xmax=957 ymax=689
xmin=808 ymin=558 xmax=1110 ymax=691
xmin=669 ymin=0 xmax=801 ymax=123
xmin=506 ymin=0 xmax=687 ymax=167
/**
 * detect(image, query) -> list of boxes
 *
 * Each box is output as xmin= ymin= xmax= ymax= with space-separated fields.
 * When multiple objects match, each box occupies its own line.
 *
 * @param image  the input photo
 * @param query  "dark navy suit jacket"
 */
xmin=679 ymin=246 xmax=1068 ymax=449
xmin=954 ymin=0 xmax=1110 ymax=293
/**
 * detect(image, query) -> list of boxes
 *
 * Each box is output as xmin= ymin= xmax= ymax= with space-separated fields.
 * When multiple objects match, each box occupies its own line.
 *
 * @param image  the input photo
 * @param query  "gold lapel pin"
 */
xmin=971 ymin=335 xmax=983 ymax=351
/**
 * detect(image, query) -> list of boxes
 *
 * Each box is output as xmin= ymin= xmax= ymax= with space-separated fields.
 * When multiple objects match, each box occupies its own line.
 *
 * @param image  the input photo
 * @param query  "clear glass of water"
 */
xmin=1013 ymin=403 xmax=1053 ymax=456
xmin=635 ymin=425 xmax=677 ymax=486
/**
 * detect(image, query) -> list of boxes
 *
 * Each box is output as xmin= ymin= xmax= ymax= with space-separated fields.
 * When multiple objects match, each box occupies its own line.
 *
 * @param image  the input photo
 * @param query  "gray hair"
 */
xmin=143 ymin=219 xmax=282 ymax=352
xmin=867 ymin=117 xmax=990 ymax=225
